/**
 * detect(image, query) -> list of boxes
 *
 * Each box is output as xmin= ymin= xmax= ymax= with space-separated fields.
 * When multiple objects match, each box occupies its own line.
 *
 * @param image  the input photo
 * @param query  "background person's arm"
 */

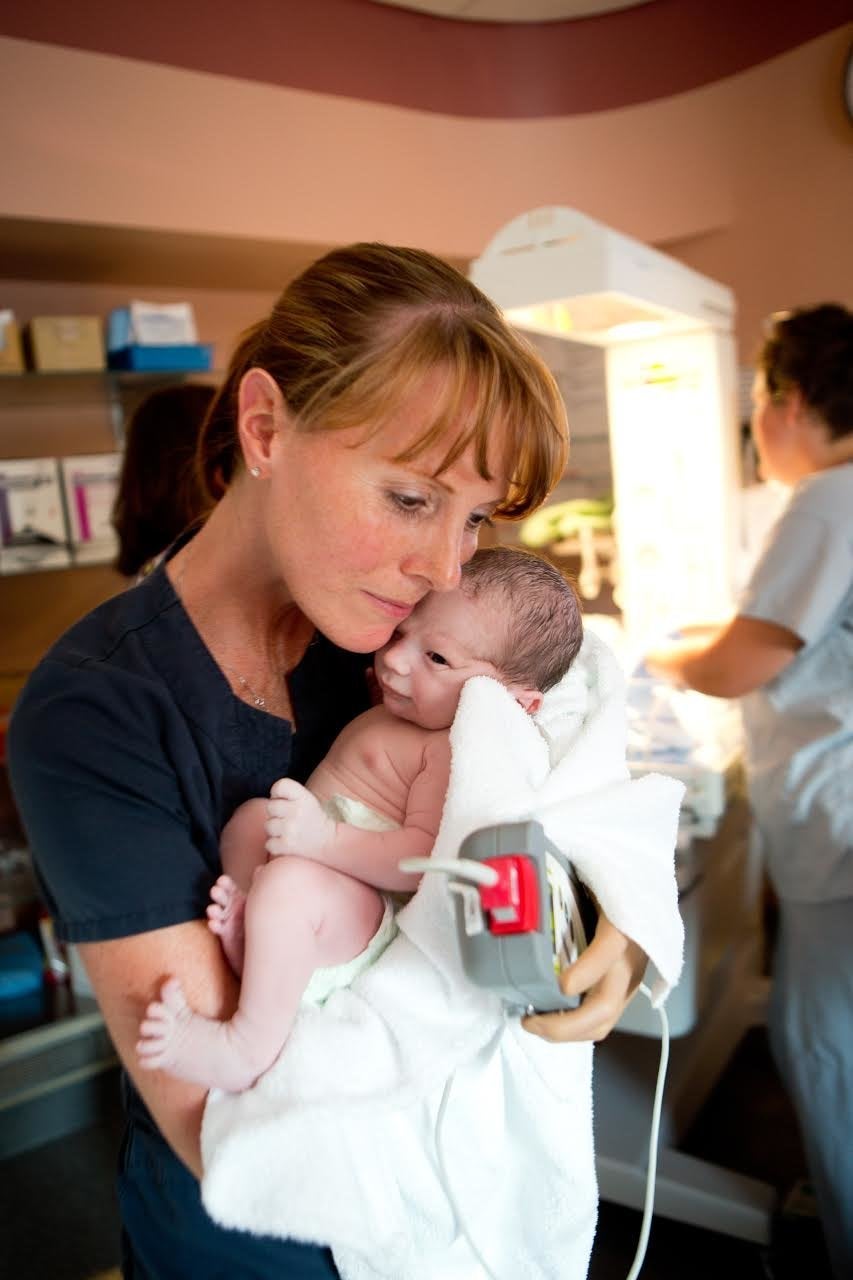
xmin=646 ymin=614 xmax=802 ymax=697
xmin=79 ymin=920 xmax=239 ymax=1179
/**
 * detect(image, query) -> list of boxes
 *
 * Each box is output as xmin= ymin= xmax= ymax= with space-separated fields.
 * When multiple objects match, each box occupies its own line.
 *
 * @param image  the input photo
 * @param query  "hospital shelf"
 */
xmin=0 ymin=992 xmax=118 ymax=1161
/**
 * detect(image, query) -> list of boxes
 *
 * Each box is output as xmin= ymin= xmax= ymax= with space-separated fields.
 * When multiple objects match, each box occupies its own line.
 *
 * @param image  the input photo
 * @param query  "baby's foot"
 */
xmin=207 ymin=874 xmax=247 ymax=975
xmin=136 ymin=976 xmax=263 ymax=1093
xmin=136 ymin=977 xmax=201 ymax=1079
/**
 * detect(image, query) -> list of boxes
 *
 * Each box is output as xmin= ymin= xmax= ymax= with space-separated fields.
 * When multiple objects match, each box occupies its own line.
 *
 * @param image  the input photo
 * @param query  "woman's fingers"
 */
xmin=522 ymin=917 xmax=647 ymax=1044
xmin=558 ymin=916 xmax=627 ymax=998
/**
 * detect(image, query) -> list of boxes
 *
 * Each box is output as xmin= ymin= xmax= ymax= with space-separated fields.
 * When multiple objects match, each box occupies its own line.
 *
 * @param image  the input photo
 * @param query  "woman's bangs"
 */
xmin=309 ymin=311 xmax=569 ymax=518
xmin=490 ymin=353 xmax=570 ymax=520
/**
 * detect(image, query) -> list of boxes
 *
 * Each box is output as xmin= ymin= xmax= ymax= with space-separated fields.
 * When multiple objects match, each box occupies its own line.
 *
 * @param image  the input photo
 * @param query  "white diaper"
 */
xmin=322 ymin=793 xmax=400 ymax=833
xmin=301 ymin=794 xmax=400 ymax=1006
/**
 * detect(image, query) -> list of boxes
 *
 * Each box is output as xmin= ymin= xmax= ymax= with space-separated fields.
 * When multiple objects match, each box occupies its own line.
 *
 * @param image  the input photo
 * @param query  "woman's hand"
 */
xmin=522 ymin=914 xmax=647 ymax=1043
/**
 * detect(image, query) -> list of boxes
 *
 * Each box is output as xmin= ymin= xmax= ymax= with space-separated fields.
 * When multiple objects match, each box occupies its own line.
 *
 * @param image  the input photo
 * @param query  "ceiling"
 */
xmin=371 ymin=0 xmax=651 ymax=20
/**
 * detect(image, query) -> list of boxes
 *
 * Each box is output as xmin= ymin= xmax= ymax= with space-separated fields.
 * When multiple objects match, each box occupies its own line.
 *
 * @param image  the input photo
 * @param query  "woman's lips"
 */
xmin=365 ymin=591 xmax=416 ymax=621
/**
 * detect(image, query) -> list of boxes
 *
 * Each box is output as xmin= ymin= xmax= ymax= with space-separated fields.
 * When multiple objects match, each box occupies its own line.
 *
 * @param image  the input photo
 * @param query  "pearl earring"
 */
xmin=249 ymin=466 xmax=261 ymax=478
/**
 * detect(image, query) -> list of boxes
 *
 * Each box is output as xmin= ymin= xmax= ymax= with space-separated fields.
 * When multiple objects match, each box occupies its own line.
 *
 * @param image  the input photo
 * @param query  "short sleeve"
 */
xmin=8 ymin=662 xmax=216 ymax=943
xmin=737 ymin=509 xmax=850 ymax=645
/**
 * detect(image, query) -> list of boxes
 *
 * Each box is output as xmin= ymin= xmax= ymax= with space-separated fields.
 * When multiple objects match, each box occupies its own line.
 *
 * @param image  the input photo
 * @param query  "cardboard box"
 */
xmin=27 ymin=316 xmax=105 ymax=372
xmin=0 ymin=457 xmax=71 ymax=573
xmin=0 ymin=312 xmax=25 ymax=375
xmin=60 ymin=452 xmax=121 ymax=565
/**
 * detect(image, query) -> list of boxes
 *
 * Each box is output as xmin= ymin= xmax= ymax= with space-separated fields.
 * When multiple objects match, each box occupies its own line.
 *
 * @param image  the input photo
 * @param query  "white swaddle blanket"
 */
xmin=201 ymin=631 xmax=685 ymax=1279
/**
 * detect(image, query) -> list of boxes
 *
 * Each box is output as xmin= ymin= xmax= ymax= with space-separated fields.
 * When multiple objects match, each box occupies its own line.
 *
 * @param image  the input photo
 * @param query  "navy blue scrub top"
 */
xmin=8 ymin=555 xmax=370 ymax=1277
xmin=9 ymin=556 xmax=371 ymax=946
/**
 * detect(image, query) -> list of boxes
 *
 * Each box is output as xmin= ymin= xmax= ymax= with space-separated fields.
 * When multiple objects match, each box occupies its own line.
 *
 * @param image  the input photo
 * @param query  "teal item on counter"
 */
xmin=0 ymin=930 xmax=44 ymax=999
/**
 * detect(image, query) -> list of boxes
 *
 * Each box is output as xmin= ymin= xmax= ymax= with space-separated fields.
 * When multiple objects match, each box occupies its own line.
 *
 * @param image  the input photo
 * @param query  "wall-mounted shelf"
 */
xmin=0 ymin=368 xmax=221 ymax=701
xmin=0 ymin=368 xmax=220 ymax=456
xmin=0 ymin=216 xmax=348 ymax=293
xmin=0 ymin=368 xmax=220 ymax=406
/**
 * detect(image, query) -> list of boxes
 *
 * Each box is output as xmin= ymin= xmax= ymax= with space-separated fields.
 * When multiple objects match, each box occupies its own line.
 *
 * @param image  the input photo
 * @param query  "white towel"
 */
xmin=200 ymin=631 xmax=685 ymax=1278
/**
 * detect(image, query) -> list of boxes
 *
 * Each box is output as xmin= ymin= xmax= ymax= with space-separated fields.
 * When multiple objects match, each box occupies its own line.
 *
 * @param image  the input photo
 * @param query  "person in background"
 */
xmin=135 ymin=547 xmax=583 ymax=1093
xmin=9 ymin=243 xmax=649 ymax=1279
xmin=112 ymin=382 xmax=218 ymax=578
xmin=646 ymin=303 xmax=853 ymax=1279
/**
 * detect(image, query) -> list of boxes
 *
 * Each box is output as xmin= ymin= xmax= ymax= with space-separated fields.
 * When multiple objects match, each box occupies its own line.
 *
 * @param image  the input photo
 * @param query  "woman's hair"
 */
xmin=112 ymin=383 xmax=218 ymax=577
xmin=197 ymin=243 xmax=569 ymax=518
xmin=758 ymin=303 xmax=853 ymax=441
xmin=460 ymin=545 xmax=582 ymax=693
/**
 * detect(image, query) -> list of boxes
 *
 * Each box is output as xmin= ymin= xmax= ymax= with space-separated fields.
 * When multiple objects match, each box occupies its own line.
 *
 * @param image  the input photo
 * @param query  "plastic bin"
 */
xmin=107 ymin=344 xmax=213 ymax=373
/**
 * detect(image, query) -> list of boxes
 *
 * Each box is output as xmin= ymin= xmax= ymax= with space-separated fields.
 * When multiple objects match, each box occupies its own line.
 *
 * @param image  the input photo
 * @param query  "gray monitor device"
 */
xmin=453 ymin=819 xmax=598 ymax=1014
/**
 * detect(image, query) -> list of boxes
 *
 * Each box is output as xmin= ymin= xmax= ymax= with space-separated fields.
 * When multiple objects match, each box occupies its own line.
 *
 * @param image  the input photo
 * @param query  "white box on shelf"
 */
xmin=60 ymin=452 xmax=121 ymax=565
xmin=0 ymin=457 xmax=71 ymax=573
xmin=107 ymin=300 xmax=198 ymax=350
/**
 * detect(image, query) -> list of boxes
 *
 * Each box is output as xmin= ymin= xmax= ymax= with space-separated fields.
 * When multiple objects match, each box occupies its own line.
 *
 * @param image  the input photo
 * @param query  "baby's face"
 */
xmin=373 ymin=589 xmax=504 ymax=730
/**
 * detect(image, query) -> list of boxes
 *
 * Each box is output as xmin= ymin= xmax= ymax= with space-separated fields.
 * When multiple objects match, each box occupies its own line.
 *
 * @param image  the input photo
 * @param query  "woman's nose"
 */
xmin=406 ymin=522 xmax=464 ymax=591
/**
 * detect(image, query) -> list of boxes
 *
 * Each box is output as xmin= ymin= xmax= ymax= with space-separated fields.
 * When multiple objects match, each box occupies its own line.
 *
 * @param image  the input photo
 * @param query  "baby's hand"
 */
xmin=266 ymin=779 xmax=337 ymax=861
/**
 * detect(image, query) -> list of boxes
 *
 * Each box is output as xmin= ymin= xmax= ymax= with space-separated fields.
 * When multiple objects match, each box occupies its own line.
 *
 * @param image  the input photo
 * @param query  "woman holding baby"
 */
xmin=9 ymin=244 xmax=654 ymax=1277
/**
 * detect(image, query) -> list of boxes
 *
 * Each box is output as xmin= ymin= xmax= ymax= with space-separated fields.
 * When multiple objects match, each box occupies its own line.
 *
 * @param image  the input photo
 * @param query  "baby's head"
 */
xmin=374 ymin=546 xmax=582 ymax=730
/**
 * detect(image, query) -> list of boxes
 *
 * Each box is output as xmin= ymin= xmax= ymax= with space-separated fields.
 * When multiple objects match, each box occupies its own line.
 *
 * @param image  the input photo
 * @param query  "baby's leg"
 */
xmin=219 ymin=796 xmax=270 ymax=891
xmin=137 ymin=856 xmax=385 ymax=1093
xmin=210 ymin=797 xmax=272 ymax=974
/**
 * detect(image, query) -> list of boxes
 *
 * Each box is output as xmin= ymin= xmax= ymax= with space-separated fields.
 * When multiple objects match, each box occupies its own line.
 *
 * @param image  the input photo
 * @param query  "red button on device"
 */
xmin=479 ymin=855 xmax=540 ymax=934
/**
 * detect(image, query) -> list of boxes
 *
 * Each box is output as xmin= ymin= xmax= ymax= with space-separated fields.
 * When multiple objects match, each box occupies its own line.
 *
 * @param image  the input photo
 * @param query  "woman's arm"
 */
xmin=79 ymin=919 xmax=239 ymax=1178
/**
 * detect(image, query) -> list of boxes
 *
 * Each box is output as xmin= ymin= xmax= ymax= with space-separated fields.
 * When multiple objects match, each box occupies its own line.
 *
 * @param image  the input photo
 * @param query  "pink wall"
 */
xmin=1 ymin=24 xmax=851 ymax=361
xmin=663 ymin=28 xmax=853 ymax=357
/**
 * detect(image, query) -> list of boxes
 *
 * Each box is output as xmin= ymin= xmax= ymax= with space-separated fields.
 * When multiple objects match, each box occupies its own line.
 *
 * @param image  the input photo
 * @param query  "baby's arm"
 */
xmin=266 ymin=735 xmax=450 ymax=891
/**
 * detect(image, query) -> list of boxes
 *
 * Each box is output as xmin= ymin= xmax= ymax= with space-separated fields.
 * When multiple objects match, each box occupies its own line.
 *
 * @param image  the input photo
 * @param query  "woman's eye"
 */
xmin=389 ymin=492 xmax=427 ymax=516
xmin=427 ymin=651 xmax=449 ymax=667
xmin=466 ymin=512 xmax=494 ymax=532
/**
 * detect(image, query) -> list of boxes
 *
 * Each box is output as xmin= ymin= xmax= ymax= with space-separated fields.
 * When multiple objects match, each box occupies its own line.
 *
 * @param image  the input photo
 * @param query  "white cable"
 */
xmin=399 ymin=856 xmax=499 ymax=887
xmin=624 ymin=983 xmax=670 ymax=1280
xmin=434 ymin=985 xmax=669 ymax=1280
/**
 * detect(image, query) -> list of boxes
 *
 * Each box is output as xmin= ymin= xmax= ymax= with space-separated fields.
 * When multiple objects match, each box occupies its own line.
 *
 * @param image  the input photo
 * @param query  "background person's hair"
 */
xmin=197 ymin=242 xmax=569 ymax=518
xmin=460 ymin=545 xmax=582 ymax=693
xmin=112 ymin=383 xmax=218 ymax=577
xmin=758 ymin=303 xmax=853 ymax=441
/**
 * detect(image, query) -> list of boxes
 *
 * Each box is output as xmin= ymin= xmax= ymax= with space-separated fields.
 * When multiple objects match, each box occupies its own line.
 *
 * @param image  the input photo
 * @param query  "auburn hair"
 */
xmin=197 ymin=243 xmax=569 ymax=519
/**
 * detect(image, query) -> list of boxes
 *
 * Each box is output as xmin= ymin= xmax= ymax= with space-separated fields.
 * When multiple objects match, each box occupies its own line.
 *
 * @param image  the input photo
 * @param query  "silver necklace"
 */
xmin=217 ymin=660 xmax=269 ymax=709
xmin=171 ymin=544 xmax=277 ymax=711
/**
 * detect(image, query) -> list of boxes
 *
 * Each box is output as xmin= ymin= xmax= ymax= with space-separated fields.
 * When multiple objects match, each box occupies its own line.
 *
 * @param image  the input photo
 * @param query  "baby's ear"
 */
xmin=511 ymin=686 xmax=544 ymax=716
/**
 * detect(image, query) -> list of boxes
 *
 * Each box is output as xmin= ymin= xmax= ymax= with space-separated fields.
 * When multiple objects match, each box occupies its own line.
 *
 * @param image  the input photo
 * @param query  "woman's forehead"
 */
xmin=376 ymin=390 xmax=510 ymax=487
